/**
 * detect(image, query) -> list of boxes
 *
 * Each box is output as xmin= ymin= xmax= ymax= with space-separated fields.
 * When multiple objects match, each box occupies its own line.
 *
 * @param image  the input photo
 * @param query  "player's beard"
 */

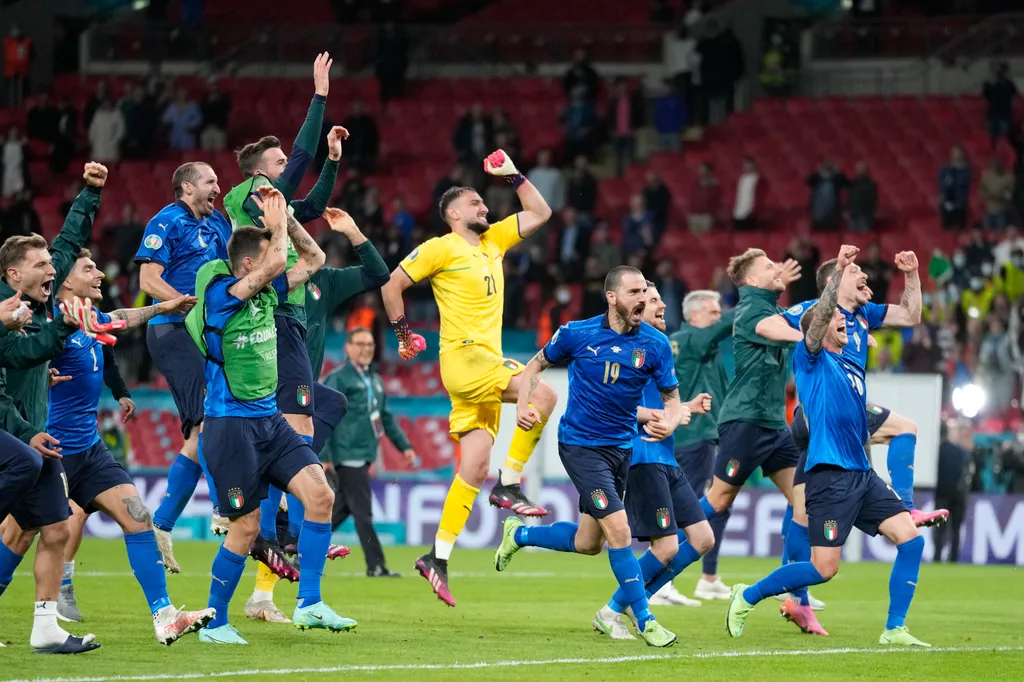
xmin=616 ymin=300 xmax=643 ymax=328
xmin=467 ymin=220 xmax=490 ymax=235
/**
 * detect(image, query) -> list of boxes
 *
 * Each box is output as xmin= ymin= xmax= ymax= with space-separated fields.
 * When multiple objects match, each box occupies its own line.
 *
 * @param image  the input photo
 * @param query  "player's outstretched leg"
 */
xmin=489 ymin=375 xmax=557 ymax=516
xmin=495 ymin=516 xmax=579 ymax=571
xmin=873 ymin=412 xmax=948 ymax=528
xmin=773 ymin=484 xmax=826 ymax=611
xmin=726 ymin=558 xmax=830 ymax=638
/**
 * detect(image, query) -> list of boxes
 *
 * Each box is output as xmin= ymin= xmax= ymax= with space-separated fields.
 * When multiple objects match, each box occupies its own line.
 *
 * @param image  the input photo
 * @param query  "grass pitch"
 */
xmin=1 ymin=540 xmax=1022 ymax=681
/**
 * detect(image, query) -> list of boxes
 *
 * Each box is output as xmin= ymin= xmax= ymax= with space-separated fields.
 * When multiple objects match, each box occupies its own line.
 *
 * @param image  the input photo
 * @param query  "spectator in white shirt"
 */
xmin=527 ymin=149 xmax=565 ymax=211
xmin=88 ymin=99 xmax=125 ymax=163
xmin=732 ymin=156 xmax=762 ymax=231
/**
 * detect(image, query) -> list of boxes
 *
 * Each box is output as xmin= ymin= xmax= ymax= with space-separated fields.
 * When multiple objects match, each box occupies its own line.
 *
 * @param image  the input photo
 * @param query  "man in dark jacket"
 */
xmin=322 ymin=327 xmax=415 ymax=577
xmin=0 ymin=162 xmax=106 ymax=654
xmin=933 ymin=420 xmax=974 ymax=563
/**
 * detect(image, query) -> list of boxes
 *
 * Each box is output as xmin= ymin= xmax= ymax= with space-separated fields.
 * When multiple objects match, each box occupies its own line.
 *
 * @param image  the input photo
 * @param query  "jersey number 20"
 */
xmin=845 ymin=372 xmax=864 ymax=396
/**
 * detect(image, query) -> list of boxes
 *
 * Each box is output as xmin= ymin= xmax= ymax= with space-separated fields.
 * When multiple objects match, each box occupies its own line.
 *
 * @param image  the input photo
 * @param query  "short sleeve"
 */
xmin=542 ymin=324 xmax=573 ymax=365
xmin=271 ymin=273 xmax=289 ymax=298
xmin=652 ymin=337 xmax=679 ymax=391
xmin=861 ymin=301 xmax=889 ymax=330
xmin=399 ymin=237 xmax=447 ymax=283
xmin=734 ymin=297 xmax=779 ymax=342
xmin=484 ymin=215 xmax=523 ymax=255
xmin=793 ymin=341 xmax=821 ymax=373
xmin=134 ymin=218 xmax=173 ymax=266
xmin=781 ymin=300 xmax=812 ymax=330
xmin=205 ymin=277 xmax=245 ymax=327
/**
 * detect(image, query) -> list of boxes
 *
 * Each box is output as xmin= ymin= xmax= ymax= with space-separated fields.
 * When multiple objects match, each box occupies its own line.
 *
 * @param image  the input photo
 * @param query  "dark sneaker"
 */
xmin=488 ymin=473 xmax=548 ymax=516
xmin=367 ymin=566 xmax=401 ymax=577
xmin=415 ymin=554 xmax=455 ymax=607
xmin=249 ymin=537 xmax=300 ymax=582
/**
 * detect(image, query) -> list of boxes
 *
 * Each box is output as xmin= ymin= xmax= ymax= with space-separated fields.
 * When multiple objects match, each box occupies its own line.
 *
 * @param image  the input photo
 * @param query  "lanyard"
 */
xmin=350 ymin=361 xmax=378 ymax=412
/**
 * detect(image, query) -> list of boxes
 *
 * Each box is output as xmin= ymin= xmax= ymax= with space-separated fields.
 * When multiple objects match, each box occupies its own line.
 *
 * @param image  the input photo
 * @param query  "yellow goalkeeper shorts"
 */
xmin=440 ymin=344 xmax=524 ymax=441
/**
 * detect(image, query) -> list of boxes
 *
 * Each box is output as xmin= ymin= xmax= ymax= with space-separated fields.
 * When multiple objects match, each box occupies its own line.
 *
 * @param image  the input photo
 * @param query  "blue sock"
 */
xmin=780 ymin=504 xmax=794 ymax=564
xmin=287 ymin=494 xmax=305 ymax=538
xmin=699 ymin=496 xmax=719 ymax=522
xmin=887 ymin=434 xmax=917 ymax=510
xmin=644 ymin=536 xmax=702 ymax=598
xmin=886 ymin=536 xmax=924 ymax=630
xmin=260 ymin=487 xmax=284 ymax=541
xmin=196 ymin=436 xmax=219 ymax=514
xmin=0 ymin=541 xmax=25 ymax=597
xmin=153 ymin=454 xmax=203 ymax=532
xmin=124 ymin=530 xmax=172 ymax=613
xmin=608 ymin=550 xmax=667 ymax=612
xmin=702 ymin=508 xmax=729 ymax=575
xmin=207 ymin=545 xmax=247 ymax=629
xmin=514 ymin=522 xmax=578 ymax=552
xmin=297 ymin=519 xmax=331 ymax=608
xmin=742 ymin=561 xmax=826 ymax=606
xmin=608 ymin=546 xmax=653 ymax=630
xmin=784 ymin=521 xmax=812 ymax=605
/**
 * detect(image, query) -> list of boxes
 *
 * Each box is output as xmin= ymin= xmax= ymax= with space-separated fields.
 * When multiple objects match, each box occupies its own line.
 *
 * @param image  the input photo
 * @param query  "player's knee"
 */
xmin=575 ymin=537 xmax=603 ymax=555
xmin=305 ymin=483 xmax=334 ymax=515
xmin=230 ymin=512 xmax=262 ymax=544
xmin=39 ymin=521 xmax=70 ymax=549
xmin=459 ymin=459 xmax=489 ymax=489
xmin=650 ymin=535 xmax=678 ymax=563
xmin=8 ymin=528 xmax=36 ymax=555
xmin=532 ymin=381 xmax=558 ymax=414
xmin=690 ymin=525 xmax=716 ymax=556
xmin=811 ymin=556 xmax=839 ymax=581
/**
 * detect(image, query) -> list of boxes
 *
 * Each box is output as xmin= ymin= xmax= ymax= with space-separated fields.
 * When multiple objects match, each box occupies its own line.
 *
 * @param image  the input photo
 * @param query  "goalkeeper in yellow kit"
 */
xmin=381 ymin=150 xmax=556 ymax=606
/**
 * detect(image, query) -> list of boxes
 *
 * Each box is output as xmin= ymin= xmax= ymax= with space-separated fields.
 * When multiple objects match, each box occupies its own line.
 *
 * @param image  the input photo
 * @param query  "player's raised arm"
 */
xmin=227 ymin=189 xmax=289 ymax=301
xmin=882 ymin=251 xmax=922 ymax=327
xmin=50 ymin=163 xmax=106 ymax=286
xmin=108 ymin=294 xmax=196 ymax=329
xmin=291 ymin=126 xmax=347 ymax=222
xmin=516 ymin=349 xmax=554 ymax=431
xmin=284 ymin=212 xmax=327 ymax=292
xmin=483 ymin=149 xmax=552 ymax=239
xmin=804 ymin=249 xmax=858 ymax=354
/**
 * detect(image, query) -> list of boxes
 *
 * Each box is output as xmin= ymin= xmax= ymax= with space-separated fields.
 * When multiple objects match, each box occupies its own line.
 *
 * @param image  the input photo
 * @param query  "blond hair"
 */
xmin=726 ymin=248 xmax=767 ymax=286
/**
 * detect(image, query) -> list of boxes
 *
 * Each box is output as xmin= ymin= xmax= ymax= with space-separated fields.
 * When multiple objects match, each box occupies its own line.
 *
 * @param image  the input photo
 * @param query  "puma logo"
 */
xmin=212 ymin=576 xmax=228 ymax=586
xmin=586 ymin=346 xmax=600 ymax=356
xmin=624 ymin=574 xmax=640 ymax=583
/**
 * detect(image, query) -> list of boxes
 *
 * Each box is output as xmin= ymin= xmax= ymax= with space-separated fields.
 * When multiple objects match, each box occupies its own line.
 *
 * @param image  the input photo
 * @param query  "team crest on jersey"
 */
xmin=591 ymin=489 xmax=608 ymax=511
xmin=656 ymin=508 xmax=670 ymax=529
xmin=631 ymin=349 xmax=646 ymax=368
xmin=307 ymin=283 xmax=321 ymax=300
xmin=787 ymin=304 xmax=804 ymax=316
xmin=228 ymin=488 xmax=244 ymax=510
xmin=857 ymin=316 xmax=869 ymax=330
xmin=144 ymin=234 xmax=163 ymax=250
xmin=867 ymin=404 xmax=883 ymax=415
xmin=725 ymin=459 xmax=740 ymax=478
xmin=503 ymin=359 xmax=519 ymax=371
xmin=824 ymin=520 xmax=838 ymax=541
xmin=407 ymin=248 xmax=420 ymax=262
xmin=297 ymin=384 xmax=311 ymax=407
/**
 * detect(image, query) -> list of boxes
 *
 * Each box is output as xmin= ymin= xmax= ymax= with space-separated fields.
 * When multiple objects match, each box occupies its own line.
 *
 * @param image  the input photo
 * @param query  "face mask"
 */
xmin=981 ymin=262 xmax=994 ymax=277
xmin=953 ymin=254 xmax=967 ymax=268
xmin=555 ymin=289 xmax=571 ymax=305
xmin=970 ymin=278 xmax=984 ymax=291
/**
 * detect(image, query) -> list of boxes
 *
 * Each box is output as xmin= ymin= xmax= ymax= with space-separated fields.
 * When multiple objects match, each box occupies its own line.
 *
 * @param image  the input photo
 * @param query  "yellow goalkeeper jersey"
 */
xmin=399 ymin=215 xmax=522 ymax=356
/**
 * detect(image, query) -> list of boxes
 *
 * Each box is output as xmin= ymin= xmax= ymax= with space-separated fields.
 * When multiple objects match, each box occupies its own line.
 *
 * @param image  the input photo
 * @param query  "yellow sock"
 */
xmin=501 ymin=405 xmax=549 ymax=485
xmin=434 ymin=474 xmax=480 ymax=560
xmin=253 ymin=561 xmax=279 ymax=599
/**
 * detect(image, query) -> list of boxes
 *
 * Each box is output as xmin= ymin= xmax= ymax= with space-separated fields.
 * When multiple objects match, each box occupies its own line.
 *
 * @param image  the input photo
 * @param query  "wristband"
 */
xmin=391 ymin=315 xmax=412 ymax=345
xmin=506 ymin=173 xmax=527 ymax=190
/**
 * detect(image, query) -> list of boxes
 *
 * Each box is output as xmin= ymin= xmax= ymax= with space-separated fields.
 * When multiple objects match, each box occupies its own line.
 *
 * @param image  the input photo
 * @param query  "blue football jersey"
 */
xmin=631 ymin=380 xmax=678 ymax=467
xmin=47 ymin=310 xmax=112 ymax=455
xmin=543 ymin=314 xmax=678 ymax=448
xmin=793 ymin=340 xmax=871 ymax=473
xmin=203 ymin=274 xmax=289 ymax=419
xmin=134 ymin=201 xmax=232 ymax=325
xmin=782 ymin=299 xmax=887 ymax=370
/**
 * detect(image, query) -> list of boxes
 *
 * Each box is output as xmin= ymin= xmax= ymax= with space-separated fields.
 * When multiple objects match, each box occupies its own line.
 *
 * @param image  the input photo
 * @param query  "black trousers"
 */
xmin=326 ymin=463 xmax=386 ymax=571
xmin=933 ymin=493 xmax=967 ymax=562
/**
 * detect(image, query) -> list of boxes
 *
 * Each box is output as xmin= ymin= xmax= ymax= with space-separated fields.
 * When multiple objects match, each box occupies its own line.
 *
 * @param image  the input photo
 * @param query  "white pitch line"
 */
xmin=9 ymin=645 xmax=1022 ymax=682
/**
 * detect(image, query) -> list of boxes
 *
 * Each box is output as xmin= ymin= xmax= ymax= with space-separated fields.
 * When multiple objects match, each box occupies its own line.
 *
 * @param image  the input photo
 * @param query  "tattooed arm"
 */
xmin=516 ymin=349 xmax=553 ymax=431
xmin=108 ymin=293 xmax=194 ymax=329
xmin=285 ymin=213 xmax=327 ymax=293
xmin=228 ymin=190 xmax=289 ymax=301
xmin=883 ymin=251 xmax=922 ymax=327
xmin=642 ymin=386 xmax=687 ymax=442
xmin=804 ymin=267 xmax=844 ymax=355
